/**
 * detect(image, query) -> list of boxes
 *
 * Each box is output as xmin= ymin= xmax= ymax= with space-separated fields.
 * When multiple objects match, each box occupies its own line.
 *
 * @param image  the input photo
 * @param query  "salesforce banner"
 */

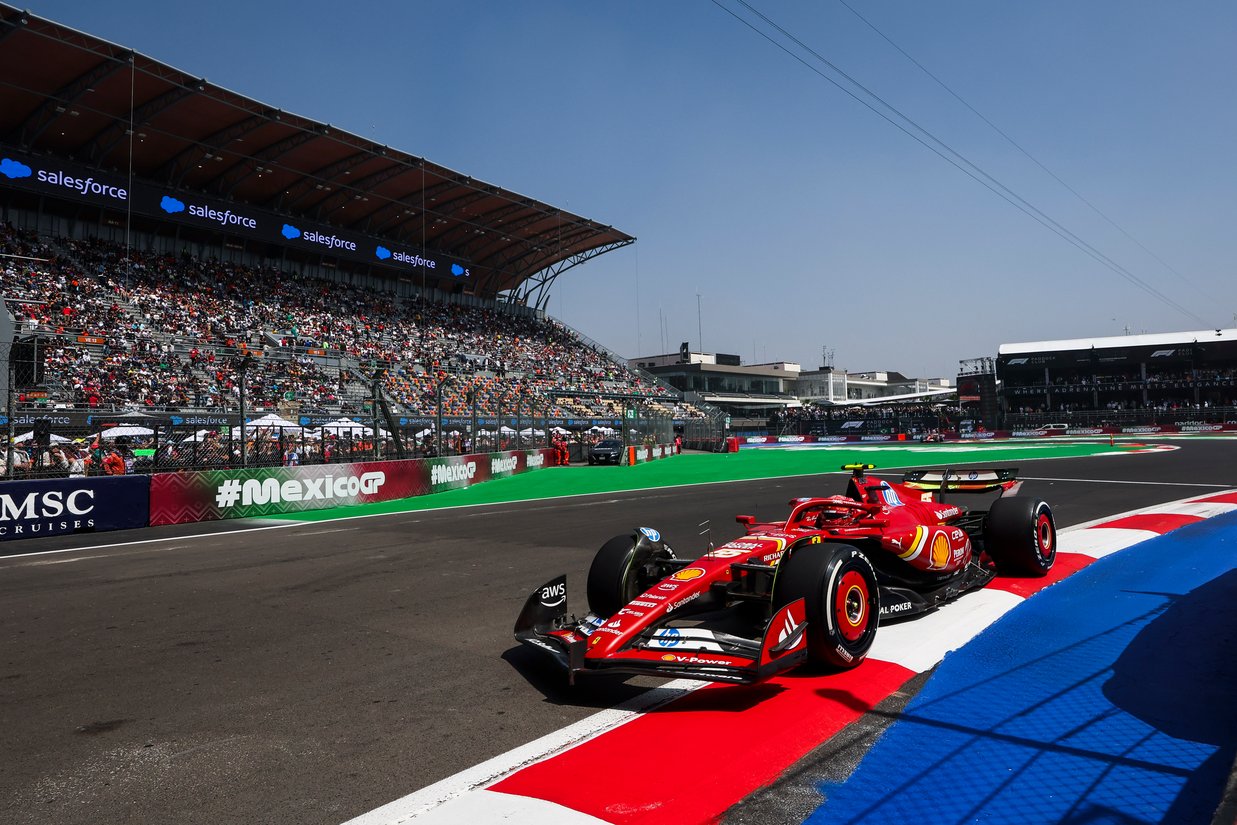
xmin=149 ymin=460 xmax=429 ymax=525
xmin=0 ymin=146 xmax=471 ymax=282
xmin=0 ymin=476 xmax=149 ymax=541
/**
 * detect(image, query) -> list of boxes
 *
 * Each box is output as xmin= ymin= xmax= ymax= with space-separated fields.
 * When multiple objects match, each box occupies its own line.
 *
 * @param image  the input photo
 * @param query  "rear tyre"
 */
xmin=586 ymin=533 xmax=674 ymax=617
xmin=983 ymin=497 xmax=1056 ymax=576
xmin=772 ymin=543 xmax=879 ymax=670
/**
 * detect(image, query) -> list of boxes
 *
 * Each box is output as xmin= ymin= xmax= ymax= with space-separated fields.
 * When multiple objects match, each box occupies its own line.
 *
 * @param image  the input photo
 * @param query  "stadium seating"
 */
xmin=1 ymin=226 xmax=701 ymax=423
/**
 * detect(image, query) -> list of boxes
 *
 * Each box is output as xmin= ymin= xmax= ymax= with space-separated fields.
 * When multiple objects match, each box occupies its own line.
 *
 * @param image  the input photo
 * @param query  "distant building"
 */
xmin=629 ymin=348 xmax=953 ymax=425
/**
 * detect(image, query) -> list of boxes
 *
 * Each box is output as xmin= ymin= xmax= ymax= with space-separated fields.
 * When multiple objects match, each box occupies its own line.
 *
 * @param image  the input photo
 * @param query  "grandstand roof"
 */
xmin=0 ymin=4 xmax=633 ymax=302
xmin=999 ymin=328 xmax=1237 ymax=356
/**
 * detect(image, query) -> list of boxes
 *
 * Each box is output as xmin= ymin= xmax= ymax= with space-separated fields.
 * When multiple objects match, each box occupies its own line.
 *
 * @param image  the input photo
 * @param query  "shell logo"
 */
xmin=930 ymin=531 xmax=951 ymax=569
xmin=661 ymin=654 xmax=676 ymax=662
xmin=671 ymin=567 xmax=706 ymax=582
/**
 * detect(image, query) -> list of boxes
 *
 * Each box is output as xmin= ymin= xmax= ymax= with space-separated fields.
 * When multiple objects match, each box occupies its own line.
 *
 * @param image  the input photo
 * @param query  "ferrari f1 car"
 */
xmin=514 ymin=464 xmax=1056 ymax=685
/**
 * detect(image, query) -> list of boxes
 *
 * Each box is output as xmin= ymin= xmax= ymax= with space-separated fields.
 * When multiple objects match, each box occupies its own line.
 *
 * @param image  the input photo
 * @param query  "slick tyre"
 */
xmin=586 ymin=533 xmax=673 ymax=617
xmin=772 ymin=543 xmax=879 ymax=670
xmin=983 ymin=497 xmax=1056 ymax=576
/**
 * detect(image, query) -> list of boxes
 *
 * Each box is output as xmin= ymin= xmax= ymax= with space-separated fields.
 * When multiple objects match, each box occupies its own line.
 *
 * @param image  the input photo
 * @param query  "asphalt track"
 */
xmin=2 ymin=439 xmax=1235 ymax=825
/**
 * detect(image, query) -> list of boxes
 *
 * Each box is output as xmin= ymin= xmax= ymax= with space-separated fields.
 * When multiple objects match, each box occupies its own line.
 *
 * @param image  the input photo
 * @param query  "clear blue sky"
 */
xmin=29 ymin=1 xmax=1237 ymax=378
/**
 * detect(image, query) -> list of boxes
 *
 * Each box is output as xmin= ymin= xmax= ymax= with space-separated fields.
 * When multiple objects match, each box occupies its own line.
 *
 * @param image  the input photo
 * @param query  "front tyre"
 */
xmin=983 ymin=497 xmax=1056 ymax=576
xmin=586 ymin=532 xmax=674 ymax=617
xmin=772 ymin=543 xmax=879 ymax=670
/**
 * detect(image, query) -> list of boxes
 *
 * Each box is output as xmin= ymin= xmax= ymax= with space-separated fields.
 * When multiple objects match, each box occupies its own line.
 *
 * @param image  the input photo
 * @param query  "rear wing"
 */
xmin=902 ymin=468 xmax=1022 ymax=497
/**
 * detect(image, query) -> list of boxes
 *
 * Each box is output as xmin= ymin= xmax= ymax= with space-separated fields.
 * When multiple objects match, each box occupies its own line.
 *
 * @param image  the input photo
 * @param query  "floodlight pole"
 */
xmin=369 ymin=361 xmax=383 ymax=460
xmin=5 ymin=347 xmax=13 ymax=480
xmin=237 ymin=354 xmax=253 ymax=467
xmin=515 ymin=391 xmax=523 ymax=451
xmin=435 ymin=376 xmax=448 ymax=457
xmin=468 ymin=389 xmax=477 ymax=454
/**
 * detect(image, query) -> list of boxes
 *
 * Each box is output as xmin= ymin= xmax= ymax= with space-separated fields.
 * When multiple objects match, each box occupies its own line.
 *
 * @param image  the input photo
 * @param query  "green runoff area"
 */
xmin=269 ymin=439 xmax=1146 ymax=524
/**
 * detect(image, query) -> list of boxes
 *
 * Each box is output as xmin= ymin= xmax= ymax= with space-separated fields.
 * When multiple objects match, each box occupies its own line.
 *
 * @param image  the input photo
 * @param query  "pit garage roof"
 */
xmin=0 ymin=4 xmax=633 ymax=305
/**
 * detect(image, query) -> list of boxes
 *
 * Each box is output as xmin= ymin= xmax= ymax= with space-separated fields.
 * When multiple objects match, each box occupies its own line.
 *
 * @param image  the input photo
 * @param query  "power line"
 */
xmin=711 ymin=0 xmax=1206 ymax=325
xmin=833 ymin=0 xmax=1217 ymax=306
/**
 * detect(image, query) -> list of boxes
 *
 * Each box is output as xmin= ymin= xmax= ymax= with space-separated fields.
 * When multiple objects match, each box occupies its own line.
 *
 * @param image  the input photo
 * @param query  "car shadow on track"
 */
xmin=501 ymin=644 xmax=790 ymax=711
xmin=502 ymin=645 xmax=668 ymax=708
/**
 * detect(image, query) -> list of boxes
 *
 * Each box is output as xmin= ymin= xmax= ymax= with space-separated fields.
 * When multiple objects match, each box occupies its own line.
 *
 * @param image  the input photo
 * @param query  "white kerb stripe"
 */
xmin=390 ymin=790 xmax=610 ymax=825
xmin=340 ymin=679 xmax=702 ymax=825
xmin=1061 ymin=528 xmax=1161 ymax=560
xmin=868 ymin=588 xmax=1024 ymax=673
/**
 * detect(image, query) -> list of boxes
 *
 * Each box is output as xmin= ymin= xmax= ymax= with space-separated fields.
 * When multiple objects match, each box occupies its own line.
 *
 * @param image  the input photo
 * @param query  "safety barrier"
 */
xmin=625 ymin=443 xmax=679 ymax=465
xmin=0 ymin=449 xmax=557 ymax=539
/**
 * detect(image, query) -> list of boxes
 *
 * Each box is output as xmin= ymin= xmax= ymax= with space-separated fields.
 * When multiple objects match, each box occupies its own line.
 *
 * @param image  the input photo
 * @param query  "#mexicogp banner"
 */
xmin=149 ymin=460 xmax=428 ymax=525
xmin=149 ymin=450 xmax=557 ymax=526
xmin=426 ymin=449 xmax=552 ymax=493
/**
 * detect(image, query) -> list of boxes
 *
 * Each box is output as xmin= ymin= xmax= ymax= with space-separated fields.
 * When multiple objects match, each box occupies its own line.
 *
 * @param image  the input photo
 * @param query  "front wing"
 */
xmin=513 ymin=575 xmax=808 ymax=685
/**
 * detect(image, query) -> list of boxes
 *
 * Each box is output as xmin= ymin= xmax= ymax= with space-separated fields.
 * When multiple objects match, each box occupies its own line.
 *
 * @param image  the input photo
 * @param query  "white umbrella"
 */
xmin=244 ymin=412 xmax=303 ymax=430
xmin=500 ymin=426 xmax=516 ymax=434
xmin=551 ymin=426 xmax=571 ymax=434
xmin=12 ymin=431 xmax=72 ymax=444
xmin=318 ymin=418 xmax=372 ymax=436
xmin=100 ymin=425 xmax=154 ymax=439
xmin=415 ymin=428 xmax=434 ymax=438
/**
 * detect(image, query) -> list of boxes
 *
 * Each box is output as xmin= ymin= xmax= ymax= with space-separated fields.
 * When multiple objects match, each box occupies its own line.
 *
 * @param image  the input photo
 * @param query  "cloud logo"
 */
xmin=0 ymin=158 xmax=33 ymax=179
xmin=160 ymin=195 xmax=185 ymax=214
xmin=375 ymin=245 xmax=392 ymax=260
xmin=451 ymin=263 xmax=465 ymax=277
xmin=170 ymin=415 xmax=184 ymax=426
xmin=281 ymin=224 xmax=301 ymax=240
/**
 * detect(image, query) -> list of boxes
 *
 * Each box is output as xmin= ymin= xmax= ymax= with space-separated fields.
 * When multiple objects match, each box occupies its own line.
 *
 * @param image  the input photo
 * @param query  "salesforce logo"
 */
xmin=282 ymin=223 xmax=356 ymax=251
xmin=451 ymin=263 xmax=468 ymax=277
xmin=375 ymin=245 xmax=392 ymax=260
xmin=3 ymin=156 xmax=127 ymax=201
xmin=163 ymin=194 xmax=256 ymax=228
xmin=1 ymin=158 xmax=33 ymax=179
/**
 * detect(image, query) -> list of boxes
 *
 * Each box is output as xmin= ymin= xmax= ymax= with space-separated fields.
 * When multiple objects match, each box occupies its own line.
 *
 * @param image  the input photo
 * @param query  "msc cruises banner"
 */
xmin=0 ymin=147 xmax=472 ymax=281
xmin=0 ymin=475 xmax=150 ymax=540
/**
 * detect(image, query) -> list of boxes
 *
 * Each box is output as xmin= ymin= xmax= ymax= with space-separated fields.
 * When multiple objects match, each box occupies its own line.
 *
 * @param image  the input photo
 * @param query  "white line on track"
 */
xmin=1021 ymin=475 xmax=1230 ymax=488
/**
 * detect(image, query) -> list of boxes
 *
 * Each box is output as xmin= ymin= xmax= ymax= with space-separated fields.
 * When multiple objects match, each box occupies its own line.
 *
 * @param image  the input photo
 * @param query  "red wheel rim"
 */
xmin=835 ymin=570 xmax=870 ymax=641
xmin=1037 ymin=513 xmax=1054 ymax=554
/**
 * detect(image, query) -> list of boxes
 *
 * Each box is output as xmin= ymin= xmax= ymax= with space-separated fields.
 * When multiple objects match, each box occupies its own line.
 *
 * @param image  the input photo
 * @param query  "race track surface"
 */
xmin=2 ymin=441 xmax=1234 ymax=824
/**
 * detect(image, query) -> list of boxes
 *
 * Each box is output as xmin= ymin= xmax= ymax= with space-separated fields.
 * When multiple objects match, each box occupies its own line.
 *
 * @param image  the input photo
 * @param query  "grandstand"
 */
xmin=0 ymin=4 xmax=725 ymax=474
xmin=998 ymin=329 xmax=1237 ymax=429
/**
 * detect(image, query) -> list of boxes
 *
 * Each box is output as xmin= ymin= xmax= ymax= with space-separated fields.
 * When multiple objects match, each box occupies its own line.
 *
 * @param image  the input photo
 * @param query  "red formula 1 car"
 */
xmin=515 ymin=464 xmax=1056 ymax=685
